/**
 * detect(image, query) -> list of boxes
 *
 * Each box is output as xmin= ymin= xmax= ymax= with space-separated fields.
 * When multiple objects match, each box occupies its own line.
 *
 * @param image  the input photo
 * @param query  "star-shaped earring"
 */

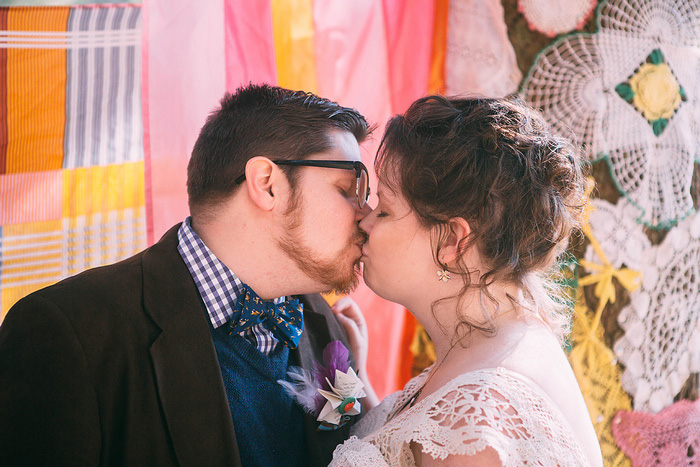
xmin=437 ymin=269 xmax=451 ymax=282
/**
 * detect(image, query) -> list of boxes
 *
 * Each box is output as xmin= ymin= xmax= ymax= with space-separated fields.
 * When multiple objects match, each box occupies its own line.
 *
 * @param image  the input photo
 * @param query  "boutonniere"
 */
xmin=278 ymin=341 xmax=366 ymax=431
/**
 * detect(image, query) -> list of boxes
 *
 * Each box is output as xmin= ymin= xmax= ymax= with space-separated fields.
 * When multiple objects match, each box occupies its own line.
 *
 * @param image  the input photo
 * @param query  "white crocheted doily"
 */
xmin=444 ymin=0 xmax=522 ymax=98
xmin=584 ymin=198 xmax=651 ymax=271
xmin=613 ymin=213 xmax=700 ymax=412
xmin=518 ymin=0 xmax=597 ymax=38
xmin=523 ymin=0 xmax=700 ymax=229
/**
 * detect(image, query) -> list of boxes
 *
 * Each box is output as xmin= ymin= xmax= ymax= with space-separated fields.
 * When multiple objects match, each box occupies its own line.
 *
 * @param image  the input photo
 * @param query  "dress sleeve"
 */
xmin=407 ymin=371 xmax=589 ymax=466
xmin=0 ymin=294 xmax=101 ymax=465
xmin=409 ymin=379 xmax=527 ymax=464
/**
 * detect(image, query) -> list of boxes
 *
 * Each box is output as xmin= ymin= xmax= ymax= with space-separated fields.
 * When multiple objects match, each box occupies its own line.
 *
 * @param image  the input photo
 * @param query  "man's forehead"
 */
xmin=313 ymin=128 xmax=362 ymax=162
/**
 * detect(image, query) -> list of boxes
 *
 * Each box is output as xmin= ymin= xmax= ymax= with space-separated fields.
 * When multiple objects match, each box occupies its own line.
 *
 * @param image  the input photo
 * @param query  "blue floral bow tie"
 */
xmin=228 ymin=284 xmax=304 ymax=349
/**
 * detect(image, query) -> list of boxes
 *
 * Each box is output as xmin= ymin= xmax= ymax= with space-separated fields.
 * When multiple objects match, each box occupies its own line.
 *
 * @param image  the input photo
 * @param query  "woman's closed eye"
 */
xmin=376 ymin=211 xmax=389 ymax=218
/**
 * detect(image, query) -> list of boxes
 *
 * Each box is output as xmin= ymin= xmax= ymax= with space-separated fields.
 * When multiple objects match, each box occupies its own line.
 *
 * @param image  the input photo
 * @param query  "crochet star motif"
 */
xmin=615 ymin=49 xmax=686 ymax=136
xmin=612 ymin=399 xmax=700 ymax=466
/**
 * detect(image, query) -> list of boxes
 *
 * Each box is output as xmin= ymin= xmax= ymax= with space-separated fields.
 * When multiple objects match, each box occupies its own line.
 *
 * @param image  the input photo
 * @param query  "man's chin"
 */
xmin=322 ymin=262 xmax=362 ymax=295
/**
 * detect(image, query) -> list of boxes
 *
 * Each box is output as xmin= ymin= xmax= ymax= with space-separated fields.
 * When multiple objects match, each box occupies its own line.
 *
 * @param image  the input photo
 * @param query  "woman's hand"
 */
xmin=331 ymin=296 xmax=368 ymax=375
xmin=332 ymin=296 xmax=380 ymax=410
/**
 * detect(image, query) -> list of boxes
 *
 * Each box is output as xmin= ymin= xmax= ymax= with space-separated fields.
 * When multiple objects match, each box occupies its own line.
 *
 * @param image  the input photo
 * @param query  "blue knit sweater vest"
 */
xmin=211 ymin=327 xmax=307 ymax=466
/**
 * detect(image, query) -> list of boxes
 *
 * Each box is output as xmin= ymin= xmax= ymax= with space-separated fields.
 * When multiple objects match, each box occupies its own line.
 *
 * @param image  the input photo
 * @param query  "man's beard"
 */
xmin=277 ymin=194 xmax=367 ymax=295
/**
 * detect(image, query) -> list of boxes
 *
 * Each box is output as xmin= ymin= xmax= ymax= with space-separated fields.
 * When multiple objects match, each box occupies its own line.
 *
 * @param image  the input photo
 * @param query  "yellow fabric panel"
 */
xmin=271 ymin=0 xmax=318 ymax=93
xmin=6 ymin=7 xmax=70 ymax=173
xmin=428 ymin=0 xmax=448 ymax=94
xmin=62 ymin=162 xmax=145 ymax=218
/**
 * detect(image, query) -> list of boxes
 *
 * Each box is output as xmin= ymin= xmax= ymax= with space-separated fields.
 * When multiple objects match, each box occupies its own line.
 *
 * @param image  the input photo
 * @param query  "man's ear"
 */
xmin=438 ymin=217 xmax=471 ymax=264
xmin=244 ymin=156 xmax=279 ymax=211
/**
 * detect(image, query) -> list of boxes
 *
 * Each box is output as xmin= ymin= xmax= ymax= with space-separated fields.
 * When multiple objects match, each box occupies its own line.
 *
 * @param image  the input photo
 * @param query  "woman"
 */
xmin=331 ymin=95 xmax=603 ymax=466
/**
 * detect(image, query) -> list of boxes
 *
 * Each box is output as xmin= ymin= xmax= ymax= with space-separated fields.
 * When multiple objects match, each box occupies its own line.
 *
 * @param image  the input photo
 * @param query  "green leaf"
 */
xmin=649 ymin=49 xmax=664 ymax=65
xmin=615 ymin=82 xmax=635 ymax=102
xmin=652 ymin=118 xmax=669 ymax=136
xmin=680 ymin=86 xmax=687 ymax=101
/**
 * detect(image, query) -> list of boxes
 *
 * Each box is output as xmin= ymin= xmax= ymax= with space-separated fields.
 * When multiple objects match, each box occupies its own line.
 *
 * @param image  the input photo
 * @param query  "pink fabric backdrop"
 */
xmin=144 ymin=0 xmax=226 ymax=243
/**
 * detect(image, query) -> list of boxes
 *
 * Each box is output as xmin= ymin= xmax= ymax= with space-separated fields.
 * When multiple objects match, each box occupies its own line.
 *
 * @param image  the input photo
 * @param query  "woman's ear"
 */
xmin=244 ymin=156 xmax=278 ymax=211
xmin=438 ymin=217 xmax=471 ymax=264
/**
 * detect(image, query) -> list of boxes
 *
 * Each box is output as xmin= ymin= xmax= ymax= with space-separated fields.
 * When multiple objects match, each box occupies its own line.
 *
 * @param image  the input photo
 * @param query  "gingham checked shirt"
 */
xmin=177 ymin=217 xmax=282 ymax=355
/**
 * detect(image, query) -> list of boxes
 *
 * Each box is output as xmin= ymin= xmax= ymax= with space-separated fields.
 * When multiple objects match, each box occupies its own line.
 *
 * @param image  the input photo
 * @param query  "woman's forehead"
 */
xmin=377 ymin=177 xmax=400 ymax=199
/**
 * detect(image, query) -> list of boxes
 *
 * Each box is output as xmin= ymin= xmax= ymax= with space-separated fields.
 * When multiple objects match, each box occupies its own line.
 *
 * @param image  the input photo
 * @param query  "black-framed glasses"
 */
xmin=235 ymin=159 xmax=371 ymax=208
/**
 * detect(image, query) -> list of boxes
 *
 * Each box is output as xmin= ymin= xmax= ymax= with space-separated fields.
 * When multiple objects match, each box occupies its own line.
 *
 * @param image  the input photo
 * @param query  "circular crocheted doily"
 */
xmin=523 ymin=0 xmax=700 ymax=229
xmin=612 ymin=399 xmax=700 ymax=465
xmin=518 ymin=0 xmax=597 ymax=38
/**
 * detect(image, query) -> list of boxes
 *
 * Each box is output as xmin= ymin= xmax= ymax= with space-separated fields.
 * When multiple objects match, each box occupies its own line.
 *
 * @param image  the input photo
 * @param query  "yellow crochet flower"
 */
xmin=629 ymin=63 xmax=681 ymax=120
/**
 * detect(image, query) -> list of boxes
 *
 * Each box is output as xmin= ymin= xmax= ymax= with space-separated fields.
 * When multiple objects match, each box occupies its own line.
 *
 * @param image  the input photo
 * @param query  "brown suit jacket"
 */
xmin=0 ymin=225 xmax=355 ymax=466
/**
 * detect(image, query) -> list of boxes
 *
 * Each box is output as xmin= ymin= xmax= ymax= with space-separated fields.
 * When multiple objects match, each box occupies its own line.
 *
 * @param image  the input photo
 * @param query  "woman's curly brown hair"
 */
xmin=376 ymin=95 xmax=586 ymax=343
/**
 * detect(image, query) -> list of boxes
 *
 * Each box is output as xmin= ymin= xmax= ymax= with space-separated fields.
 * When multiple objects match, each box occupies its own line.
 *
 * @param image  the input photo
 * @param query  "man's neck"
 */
xmin=190 ymin=214 xmax=314 ymax=300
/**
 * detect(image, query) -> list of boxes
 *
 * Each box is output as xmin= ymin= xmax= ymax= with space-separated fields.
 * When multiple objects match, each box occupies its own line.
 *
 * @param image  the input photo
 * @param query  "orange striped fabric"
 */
xmin=5 ymin=7 xmax=69 ymax=173
xmin=0 ymin=9 xmax=7 ymax=174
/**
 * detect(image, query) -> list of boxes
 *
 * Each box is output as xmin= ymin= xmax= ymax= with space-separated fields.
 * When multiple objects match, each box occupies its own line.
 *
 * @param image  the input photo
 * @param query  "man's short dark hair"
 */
xmin=187 ymin=83 xmax=370 ymax=217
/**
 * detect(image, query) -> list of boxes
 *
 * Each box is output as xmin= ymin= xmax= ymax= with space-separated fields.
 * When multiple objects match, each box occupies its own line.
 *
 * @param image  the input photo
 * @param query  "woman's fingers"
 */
xmin=332 ymin=296 xmax=367 ymax=332
xmin=332 ymin=296 xmax=369 ymax=372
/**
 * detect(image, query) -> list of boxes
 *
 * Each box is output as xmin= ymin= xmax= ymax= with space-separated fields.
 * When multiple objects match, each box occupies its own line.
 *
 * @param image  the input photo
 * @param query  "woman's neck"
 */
xmin=419 ymin=282 xmax=527 ymax=362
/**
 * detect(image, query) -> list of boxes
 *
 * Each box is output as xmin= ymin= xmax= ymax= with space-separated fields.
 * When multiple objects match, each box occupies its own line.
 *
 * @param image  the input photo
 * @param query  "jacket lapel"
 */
xmin=142 ymin=225 xmax=240 ymax=466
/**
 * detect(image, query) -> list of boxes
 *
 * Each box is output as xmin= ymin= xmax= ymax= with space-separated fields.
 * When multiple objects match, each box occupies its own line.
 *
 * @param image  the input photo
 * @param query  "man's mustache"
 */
xmin=354 ymin=228 xmax=369 ymax=246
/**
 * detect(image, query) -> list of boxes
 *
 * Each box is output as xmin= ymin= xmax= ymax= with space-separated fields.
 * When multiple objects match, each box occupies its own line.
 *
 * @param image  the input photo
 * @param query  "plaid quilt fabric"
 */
xmin=0 ymin=5 xmax=145 ymax=320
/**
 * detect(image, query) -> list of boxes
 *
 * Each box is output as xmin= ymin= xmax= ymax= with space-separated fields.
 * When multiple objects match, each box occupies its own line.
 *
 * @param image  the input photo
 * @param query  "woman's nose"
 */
xmin=358 ymin=210 xmax=373 ymax=232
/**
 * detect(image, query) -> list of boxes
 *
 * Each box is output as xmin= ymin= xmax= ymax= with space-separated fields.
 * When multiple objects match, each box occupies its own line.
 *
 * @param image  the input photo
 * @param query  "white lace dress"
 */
xmin=331 ymin=367 xmax=591 ymax=466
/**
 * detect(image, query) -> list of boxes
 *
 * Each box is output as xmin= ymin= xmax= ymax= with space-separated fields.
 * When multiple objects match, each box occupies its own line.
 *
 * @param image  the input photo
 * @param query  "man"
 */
xmin=0 ymin=84 xmax=372 ymax=466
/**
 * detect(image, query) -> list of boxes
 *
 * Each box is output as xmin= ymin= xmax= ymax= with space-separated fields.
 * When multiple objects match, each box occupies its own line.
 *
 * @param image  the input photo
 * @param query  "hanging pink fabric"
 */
xmin=143 ymin=0 xmax=226 ymax=242
xmin=314 ymin=0 xmax=396 ymax=400
xmin=224 ymin=0 xmax=277 ymax=92
xmin=382 ymin=0 xmax=435 ymax=115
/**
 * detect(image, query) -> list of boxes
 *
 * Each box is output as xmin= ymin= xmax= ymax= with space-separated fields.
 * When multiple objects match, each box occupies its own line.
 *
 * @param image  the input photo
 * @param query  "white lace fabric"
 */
xmin=332 ymin=367 xmax=590 ymax=466
xmin=613 ymin=213 xmax=700 ymax=412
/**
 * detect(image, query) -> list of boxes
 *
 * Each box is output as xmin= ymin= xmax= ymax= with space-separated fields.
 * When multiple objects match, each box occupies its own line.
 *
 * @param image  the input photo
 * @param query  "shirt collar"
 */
xmin=177 ymin=217 xmax=284 ymax=329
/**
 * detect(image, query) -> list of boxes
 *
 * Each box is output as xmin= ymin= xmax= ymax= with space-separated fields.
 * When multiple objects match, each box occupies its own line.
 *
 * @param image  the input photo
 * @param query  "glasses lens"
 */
xmin=357 ymin=168 xmax=369 ymax=208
